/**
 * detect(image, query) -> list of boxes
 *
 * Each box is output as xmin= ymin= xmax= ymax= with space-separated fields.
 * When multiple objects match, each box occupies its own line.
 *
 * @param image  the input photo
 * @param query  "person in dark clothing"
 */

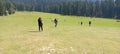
xmin=54 ymin=18 xmax=58 ymax=27
xmin=89 ymin=21 xmax=91 ymax=27
xmin=81 ymin=21 xmax=83 ymax=26
xmin=38 ymin=17 xmax=43 ymax=31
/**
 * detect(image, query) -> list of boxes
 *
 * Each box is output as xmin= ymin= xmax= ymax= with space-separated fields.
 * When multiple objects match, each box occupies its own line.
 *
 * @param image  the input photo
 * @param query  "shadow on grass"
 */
xmin=28 ymin=31 xmax=42 ymax=33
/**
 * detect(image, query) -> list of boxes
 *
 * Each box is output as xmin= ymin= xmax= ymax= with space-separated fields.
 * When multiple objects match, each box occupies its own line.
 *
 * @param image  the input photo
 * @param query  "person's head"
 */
xmin=39 ymin=17 xmax=41 ymax=19
xmin=38 ymin=17 xmax=42 ymax=20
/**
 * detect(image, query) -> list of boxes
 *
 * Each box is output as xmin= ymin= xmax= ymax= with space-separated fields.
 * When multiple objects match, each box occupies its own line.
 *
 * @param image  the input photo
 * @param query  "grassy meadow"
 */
xmin=0 ymin=12 xmax=120 ymax=54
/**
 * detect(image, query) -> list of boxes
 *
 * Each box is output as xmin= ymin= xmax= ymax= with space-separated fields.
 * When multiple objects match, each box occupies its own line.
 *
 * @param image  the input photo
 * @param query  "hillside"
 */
xmin=0 ymin=12 xmax=120 ymax=54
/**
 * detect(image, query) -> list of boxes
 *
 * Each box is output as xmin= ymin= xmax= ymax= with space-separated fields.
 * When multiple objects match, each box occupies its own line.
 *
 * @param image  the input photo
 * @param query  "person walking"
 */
xmin=81 ymin=21 xmax=83 ymax=26
xmin=54 ymin=18 xmax=58 ymax=27
xmin=89 ymin=21 xmax=91 ymax=27
xmin=38 ymin=17 xmax=43 ymax=31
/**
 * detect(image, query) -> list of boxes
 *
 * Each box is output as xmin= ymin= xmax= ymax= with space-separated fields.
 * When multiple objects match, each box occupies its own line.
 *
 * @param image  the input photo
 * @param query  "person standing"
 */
xmin=38 ymin=17 xmax=43 ymax=31
xmin=89 ymin=21 xmax=91 ymax=27
xmin=81 ymin=21 xmax=83 ymax=26
xmin=54 ymin=18 xmax=58 ymax=27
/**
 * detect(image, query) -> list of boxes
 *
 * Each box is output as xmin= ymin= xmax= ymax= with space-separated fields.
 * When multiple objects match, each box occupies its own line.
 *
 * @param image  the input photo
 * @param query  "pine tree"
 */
xmin=3 ymin=0 xmax=15 ymax=15
xmin=0 ymin=0 xmax=5 ymax=16
xmin=115 ymin=0 xmax=120 ymax=19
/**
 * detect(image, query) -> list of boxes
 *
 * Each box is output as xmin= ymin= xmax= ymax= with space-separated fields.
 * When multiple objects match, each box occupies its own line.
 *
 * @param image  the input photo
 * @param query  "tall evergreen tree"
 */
xmin=115 ymin=0 xmax=120 ymax=19
xmin=5 ymin=0 xmax=15 ymax=14
xmin=0 ymin=0 xmax=5 ymax=16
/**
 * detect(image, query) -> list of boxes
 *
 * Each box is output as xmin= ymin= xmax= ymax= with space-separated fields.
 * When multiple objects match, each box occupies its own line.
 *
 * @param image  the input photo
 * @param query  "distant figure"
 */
xmin=54 ymin=18 xmax=58 ymax=27
xmin=81 ymin=21 xmax=83 ymax=26
xmin=89 ymin=21 xmax=91 ymax=27
xmin=38 ymin=17 xmax=43 ymax=31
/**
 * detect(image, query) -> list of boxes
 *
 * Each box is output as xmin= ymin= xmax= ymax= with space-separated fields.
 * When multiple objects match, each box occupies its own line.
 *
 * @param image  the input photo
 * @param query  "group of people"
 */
xmin=38 ymin=17 xmax=58 ymax=31
xmin=38 ymin=17 xmax=92 ymax=32
xmin=80 ymin=21 xmax=92 ymax=26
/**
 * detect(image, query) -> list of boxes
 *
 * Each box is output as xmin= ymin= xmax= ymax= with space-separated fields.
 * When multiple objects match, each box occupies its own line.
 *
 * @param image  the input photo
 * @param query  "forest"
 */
xmin=0 ymin=0 xmax=120 ymax=19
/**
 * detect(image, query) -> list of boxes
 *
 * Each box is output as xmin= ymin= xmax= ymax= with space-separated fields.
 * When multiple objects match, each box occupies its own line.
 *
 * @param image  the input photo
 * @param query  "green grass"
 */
xmin=0 ymin=12 xmax=120 ymax=54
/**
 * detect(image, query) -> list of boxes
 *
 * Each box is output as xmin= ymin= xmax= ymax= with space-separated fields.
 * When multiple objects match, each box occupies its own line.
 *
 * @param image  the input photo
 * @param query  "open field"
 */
xmin=0 ymin=12 xmax=120 ymax=54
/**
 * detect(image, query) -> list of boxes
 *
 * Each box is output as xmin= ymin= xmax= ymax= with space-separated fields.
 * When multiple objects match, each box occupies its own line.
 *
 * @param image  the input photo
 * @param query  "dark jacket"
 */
xmin=38 ymin=18 xmax=43 ymax=26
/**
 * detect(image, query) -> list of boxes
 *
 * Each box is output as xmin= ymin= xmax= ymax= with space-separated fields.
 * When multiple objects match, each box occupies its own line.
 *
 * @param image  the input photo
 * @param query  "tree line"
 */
xmin=38 ymin=0 xmax=120 ymax=19
xmin=0 ymin=0 xmax=120 ymax=19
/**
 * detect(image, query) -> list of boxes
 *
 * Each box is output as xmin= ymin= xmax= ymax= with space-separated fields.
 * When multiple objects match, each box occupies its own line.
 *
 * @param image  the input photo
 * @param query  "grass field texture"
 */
xmin=0 ymin=12 xmax=120 ymax=54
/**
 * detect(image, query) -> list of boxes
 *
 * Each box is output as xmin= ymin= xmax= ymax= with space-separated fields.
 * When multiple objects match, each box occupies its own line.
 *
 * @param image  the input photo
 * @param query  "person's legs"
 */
xmin=55 ymin=23 xmax=57 ymax=27
xmin=55 ymin=24 xmax=56 ymax=27
xmin=38 ymin=26 xmax=40 ymax=31
xmin=40 ymin=25 xmax=43 ymax=31
xmin=89 ymin=24 xmax=91 ymax=27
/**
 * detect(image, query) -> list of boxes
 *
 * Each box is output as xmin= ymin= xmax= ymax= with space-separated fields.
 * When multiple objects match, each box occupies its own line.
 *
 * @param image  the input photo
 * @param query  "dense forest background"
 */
xmin=0 ymin=0 xmax=120 ymax=19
